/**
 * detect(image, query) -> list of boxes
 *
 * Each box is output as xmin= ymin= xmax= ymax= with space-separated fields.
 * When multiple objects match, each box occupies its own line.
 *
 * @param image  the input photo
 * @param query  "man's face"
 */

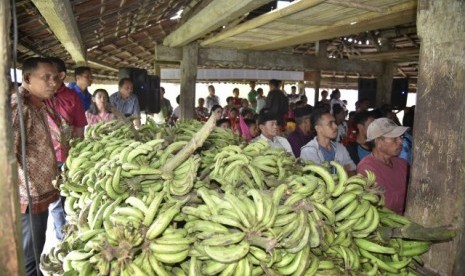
xmin=291 ymin=87 xmax=296 ymax=94
xmin=301 ymin=117 xmax=312 ymax=134
xmin=249 ymin=81 xmax=256 ymax=89
xmin=77 ymin=71 xmax=93 ymax=87
xmin=377 ymin=136 xmax=403 ymax=157
xmin=360 ymin=100 xmax=370 ymax=111
xmin=233 ymin=90 xmax=239 ymax=97
xmin=26 ymin=62 xmax=59 ymax=100
xmin=120 ymin=80 xmax=133 ymax=98
xmin=198 ymin=99 xmax=205 ymax=107
xmin=259 ymin=120 xmax=278 ymax=138
xmin=208 ymin=86 xmax=215 ymax=95
xmin=316 ymin=114 xmax=338 ymax=139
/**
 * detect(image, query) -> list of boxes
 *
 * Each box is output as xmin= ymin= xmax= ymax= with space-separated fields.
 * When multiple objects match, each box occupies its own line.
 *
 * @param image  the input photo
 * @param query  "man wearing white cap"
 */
xmin=357 ymin=117 xmax=409 ymax=214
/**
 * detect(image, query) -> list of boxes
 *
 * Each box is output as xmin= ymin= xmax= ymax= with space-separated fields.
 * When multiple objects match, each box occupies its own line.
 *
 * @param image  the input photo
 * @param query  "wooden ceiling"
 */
xmin=13 ymin=0 xmax=420 ymax=90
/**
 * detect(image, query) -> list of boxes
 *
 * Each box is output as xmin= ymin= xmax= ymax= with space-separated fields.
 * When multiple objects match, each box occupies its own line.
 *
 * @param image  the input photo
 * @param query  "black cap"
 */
xmin=258 ymin=112 xmax=278 ymax=125
xmin=294 ymin=106 xmax=313 ymax=119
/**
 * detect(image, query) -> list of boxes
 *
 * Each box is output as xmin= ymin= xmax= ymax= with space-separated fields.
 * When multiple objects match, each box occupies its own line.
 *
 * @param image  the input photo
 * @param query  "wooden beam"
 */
xmin=87 ymin=60 xmax=119 ymax=72
xmin=326 ymin=0 xmax=386 ymax=13
xmin=179 ymin=43 xmax=199 ymax=120
xmin=0 ymin=1 xmax=23 ymax=275
xmin=31 ymin=0 xmax=86 ymax=65
xmin=375 ymin=62 xmax=394 ymax=108
xmin=348 ymin=48 xmax=419 ymax=61
xmin=245 ymin=1 xmax=417 ymax=50
xmin=201 ymin=0 xmax=327 ymax=47
xmin=407 ymin=0 xmax=465 ymax=275
xmin=155 ymin=45 xmax=384 ymax=75
xmin=163 ymin=0 xmax=274 ymax=47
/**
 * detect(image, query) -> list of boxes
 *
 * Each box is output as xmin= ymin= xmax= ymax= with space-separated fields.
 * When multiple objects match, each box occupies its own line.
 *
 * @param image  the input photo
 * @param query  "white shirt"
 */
xmin=254 ymin=134 xmax=295 ymax=157
xmin=256 ymin=95 xmax=266 ymax=113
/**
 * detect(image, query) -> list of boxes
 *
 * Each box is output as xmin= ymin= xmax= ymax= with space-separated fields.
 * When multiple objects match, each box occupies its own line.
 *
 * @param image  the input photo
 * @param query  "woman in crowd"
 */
xmin=86 ymin=89 xmax=115 ymax=125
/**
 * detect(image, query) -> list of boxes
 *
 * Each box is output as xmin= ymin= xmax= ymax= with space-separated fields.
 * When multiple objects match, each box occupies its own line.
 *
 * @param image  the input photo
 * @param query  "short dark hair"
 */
xmin=74 ymin=66 xmax=91 ymax=78
xmin=118 ymin=77 xmax=132 ymax=88
xmin=353 ymin=110 xmax=374 ymax=126
xmin=48 ymin=57 xmax=66 ymax=74
xmin=226 ymin=96 xmax=233 ymax=103
xmin=269 ymin=79 xmax=281 ymax=88
xmin=332 ymin=104 xmax=344 ymax=115
xmin=402 ymin=106 xmax=415 ymax=128
xmin=176 ymin=95 xmax=180 ymax=104
xmin=22 ymin=57 xmax=53 ymax=78
xmin=311 ymin=108 xmax=331 ymax=132
xmin=244 ymin=118 xmax=256 ymax=128
xmin=216 ymin=118 xmax=230 ymax=127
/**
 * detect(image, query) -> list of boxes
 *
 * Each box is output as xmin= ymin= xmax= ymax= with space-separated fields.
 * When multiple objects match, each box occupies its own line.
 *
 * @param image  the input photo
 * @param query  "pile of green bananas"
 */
xmin=42 ymin=120 xmax=448 ymax=276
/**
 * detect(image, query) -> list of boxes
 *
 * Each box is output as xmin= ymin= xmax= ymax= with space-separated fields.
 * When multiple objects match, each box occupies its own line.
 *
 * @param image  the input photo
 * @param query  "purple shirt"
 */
xmin=287 ymin=127 xmax=313 ymax=157
xmin=357 ymin=155 xmax=409 ymax=214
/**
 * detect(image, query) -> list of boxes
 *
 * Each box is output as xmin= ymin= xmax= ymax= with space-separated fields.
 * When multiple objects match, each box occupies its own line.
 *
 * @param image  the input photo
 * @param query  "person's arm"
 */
xmin=73 ymin=127 xmax=84 ymax=138
xmin=339 ymin=144 xmax=357 ymax=176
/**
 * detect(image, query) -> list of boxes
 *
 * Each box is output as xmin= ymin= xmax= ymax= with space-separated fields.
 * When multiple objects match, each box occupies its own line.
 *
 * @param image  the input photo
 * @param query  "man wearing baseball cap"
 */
xmin=254 ymin=112 xmax=294 ymax=156
xmin=357 ymin=117 xmax=409 ymax=214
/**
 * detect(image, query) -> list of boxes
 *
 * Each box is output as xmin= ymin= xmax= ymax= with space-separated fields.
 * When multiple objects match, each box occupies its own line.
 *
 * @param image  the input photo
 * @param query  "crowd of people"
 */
xmin=11 ymin=57 xmax=415 ymax=275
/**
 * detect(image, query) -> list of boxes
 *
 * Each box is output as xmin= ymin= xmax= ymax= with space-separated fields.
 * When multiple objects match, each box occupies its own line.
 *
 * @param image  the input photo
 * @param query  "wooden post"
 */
xmin=0 ymin=1 xmax=23 ymax=275
xmin=375 ymin=62 xmax=394 ymax=108
xmin=180 ymin=43 xmax=198 ymax=120
xmin=406 ymin=1 xmax=465 ymax=275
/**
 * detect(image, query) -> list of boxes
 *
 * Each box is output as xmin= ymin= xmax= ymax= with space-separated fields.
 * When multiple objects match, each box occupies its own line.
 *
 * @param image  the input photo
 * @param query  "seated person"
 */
xmin=216 ymin=118 xmax=231 ymax=129
xmin=357 ymin=118 xmax=409 ymax=214
xmin=287 ymin=106 xmax=313 ymax=157
xmin=253 ymin=112 xmax=294 ymax=156
xmin=301 ymin=108 xmax=356 ymax=175
xmin=345 ymin=111 xmax=375 ymax=164
xmin=86 ymin=89 xmax=116 ymax=126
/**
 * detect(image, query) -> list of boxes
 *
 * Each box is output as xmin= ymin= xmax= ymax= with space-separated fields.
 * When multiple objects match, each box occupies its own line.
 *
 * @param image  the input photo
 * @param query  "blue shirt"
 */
xmin=399 ymin=132 xmax=413 ymax=165
xmin=67 ymin=82 xmax=92 ymax=111
xmin=110 ymin=92 xmax=140 ymax=117
xmin=357 ymin=145 xmax=371 ymax=162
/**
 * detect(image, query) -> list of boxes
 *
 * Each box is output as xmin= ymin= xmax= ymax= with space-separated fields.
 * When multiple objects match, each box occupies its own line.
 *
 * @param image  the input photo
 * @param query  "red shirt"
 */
xmin=357 ymin=155 xmax=409 ymax=214
xmin=232 ymin=97 xmax=242 ymax=108
xmin=44 ymin=84 xmax=87 ymax=162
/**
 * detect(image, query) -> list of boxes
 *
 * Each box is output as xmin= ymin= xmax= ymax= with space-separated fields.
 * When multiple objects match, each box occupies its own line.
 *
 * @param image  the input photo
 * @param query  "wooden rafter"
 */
xmin=163 ymin=0 xmax=274 ymax=47
xmin=245 ymin=1 xmax=417 ymax=50
xmin=31 ymin=0 xmax=86 ymax=64
xmin=201 ymin=0 xmax=327 ymax=47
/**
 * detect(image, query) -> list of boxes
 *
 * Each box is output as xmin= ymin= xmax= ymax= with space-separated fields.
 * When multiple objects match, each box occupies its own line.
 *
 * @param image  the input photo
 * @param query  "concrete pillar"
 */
xmin=406 ymin=1 xmax=465 ymax=275
xmin=179 ymin=43 xmax=198 ymax=120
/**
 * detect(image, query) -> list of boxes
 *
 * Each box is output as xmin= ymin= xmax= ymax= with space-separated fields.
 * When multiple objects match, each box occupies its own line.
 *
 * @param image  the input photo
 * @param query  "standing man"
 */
xmin=256 ymin=88 xmax=266 ymax=113
xmin=357 ymin=118 xmax=409 ymax=214
xmin=254 ymin=112 xmax=294 ymax=156
xmin=287 ymin=106 xmax=314 ymax=157
xmin=206 ymin=85 xmax=220 ymax=112
xmin=159 ymin=87 xmax=173 ymax=122
xmin=232 ymin=88 xmax=242 ymax=109
xmin=44 ymin=57 xmax=87 ymax=240
xmin=265 ymin=79 xmax=289 ymax=127
xmin=68 ymin=66 xmax=93 ymax=111
xmin=12 ymin=57 xmax=59 ymax=275
xmin=247 ymin=81 xmax=258 ymax=110
xmin=110 ymin=78 xmax=141 ymax=127
xmin=301 ymin=109 xmax=356 ymax=175
xmin=288 ymin=85 xmax=301 ymax=104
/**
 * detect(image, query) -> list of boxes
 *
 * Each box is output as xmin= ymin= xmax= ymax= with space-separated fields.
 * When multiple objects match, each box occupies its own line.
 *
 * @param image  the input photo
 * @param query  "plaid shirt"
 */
xmin=12 ymin=87 xmax=58 ymax=214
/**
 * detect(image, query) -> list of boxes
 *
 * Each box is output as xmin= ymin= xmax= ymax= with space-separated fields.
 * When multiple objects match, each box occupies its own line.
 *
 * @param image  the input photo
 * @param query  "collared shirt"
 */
xmin=206 ymin=95 xmax=220 ymax=112
xmin=12 ymin=87 xmax=59 ymax=214
xmin=68 ymin=82 xmax=92 ymax=111
xmin=254 ymin=134 xmax=295 ymax=157
xmin=287 ymin=127 xmax=313 ymax=157
xmin=195 ymin=106 xmax=209 ymax=121
xmin=86 ymin=111 xmax=115 ymax=126
xmin=44 ymin=84 xmax=87 ymax=162
xmin=301 ymin=137 xmax=356 ymax=171
xmin=110 ymin=92 xmax=140 ymax=117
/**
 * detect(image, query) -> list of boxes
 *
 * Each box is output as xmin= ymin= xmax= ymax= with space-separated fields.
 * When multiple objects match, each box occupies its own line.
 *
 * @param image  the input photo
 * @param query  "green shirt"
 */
xmin=247 ymin=90 xmax=257 ymax=103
